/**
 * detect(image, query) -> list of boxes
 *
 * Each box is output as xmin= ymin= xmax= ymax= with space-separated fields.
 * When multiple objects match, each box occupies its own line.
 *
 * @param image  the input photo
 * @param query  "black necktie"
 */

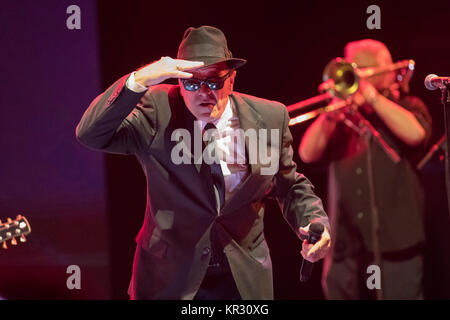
xmin=203 ymin=123 xmax=225 ymax=211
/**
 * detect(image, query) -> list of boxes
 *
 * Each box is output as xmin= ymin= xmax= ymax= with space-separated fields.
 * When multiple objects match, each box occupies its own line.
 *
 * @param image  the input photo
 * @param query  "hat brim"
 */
xmin=185 ymin=57 xmax=247 ymax=71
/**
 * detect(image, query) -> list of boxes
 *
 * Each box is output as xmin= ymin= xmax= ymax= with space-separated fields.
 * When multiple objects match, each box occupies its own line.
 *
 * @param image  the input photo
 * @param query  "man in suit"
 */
xmin=76 ymin=26 xmax=331 ymax=300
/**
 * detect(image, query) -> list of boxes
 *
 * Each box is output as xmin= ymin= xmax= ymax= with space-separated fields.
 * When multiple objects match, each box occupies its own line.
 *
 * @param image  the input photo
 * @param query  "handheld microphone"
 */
xmin=299 ymin=222 xmax=324 ymax=282
xmin=424 ymin=74 xmax=450 ymax=91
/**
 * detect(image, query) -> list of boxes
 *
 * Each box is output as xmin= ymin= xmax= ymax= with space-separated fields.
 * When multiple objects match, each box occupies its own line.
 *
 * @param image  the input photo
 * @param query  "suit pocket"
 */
xmin=141 ymin=232 xmax=168 ymax=259
xmin=248 ymin=239 xmax=270 ymax=265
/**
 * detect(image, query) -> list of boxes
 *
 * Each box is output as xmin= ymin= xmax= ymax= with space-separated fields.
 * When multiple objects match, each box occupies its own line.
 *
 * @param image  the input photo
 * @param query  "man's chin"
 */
xmin=196 ymin=109 xmax=222 ymax=122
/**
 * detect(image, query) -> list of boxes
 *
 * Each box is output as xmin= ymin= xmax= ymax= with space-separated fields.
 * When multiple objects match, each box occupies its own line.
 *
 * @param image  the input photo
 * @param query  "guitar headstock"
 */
xmin=0 ymin=215 xmax=31 ymax=249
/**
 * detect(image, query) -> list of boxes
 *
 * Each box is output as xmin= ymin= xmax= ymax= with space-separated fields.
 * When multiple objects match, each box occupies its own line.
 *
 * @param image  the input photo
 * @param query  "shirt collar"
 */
xmin=198 ymin=97 xmax=234 ymax=132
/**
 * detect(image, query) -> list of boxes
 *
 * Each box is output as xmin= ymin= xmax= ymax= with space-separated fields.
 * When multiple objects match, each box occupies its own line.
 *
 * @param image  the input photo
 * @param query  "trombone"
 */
xmin=288 ymin=58 xmax=415 ymax=126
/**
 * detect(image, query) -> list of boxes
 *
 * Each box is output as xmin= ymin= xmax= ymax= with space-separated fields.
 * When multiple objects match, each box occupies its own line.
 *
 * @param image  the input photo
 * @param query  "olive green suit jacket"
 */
xmin=76 ymin=74 xmax=329 ymax=299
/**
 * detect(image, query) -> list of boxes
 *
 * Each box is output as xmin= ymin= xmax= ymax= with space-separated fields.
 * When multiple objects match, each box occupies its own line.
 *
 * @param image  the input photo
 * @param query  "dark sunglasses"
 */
xmin=180 ymin=72 xmax=232 ymax=92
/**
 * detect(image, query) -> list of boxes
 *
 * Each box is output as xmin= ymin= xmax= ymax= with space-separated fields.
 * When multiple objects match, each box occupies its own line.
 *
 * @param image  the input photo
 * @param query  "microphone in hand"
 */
xmin=299 ymin=222 xmax=325 ymax=282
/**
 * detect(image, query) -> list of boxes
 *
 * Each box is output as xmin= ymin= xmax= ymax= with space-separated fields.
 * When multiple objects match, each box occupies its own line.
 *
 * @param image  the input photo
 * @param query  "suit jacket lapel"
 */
xmin=221 ymin=93 xmax=264 ymax=214
xmin=231 ymin=93 xmax=264 ymax=176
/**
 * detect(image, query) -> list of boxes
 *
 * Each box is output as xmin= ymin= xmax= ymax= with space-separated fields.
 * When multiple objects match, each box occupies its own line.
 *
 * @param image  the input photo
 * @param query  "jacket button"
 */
xmin=202 ymin=247 xmax=211 ymax=255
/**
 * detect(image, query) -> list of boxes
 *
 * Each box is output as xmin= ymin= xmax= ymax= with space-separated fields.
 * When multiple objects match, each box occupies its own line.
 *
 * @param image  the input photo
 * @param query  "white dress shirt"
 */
xmin=197 ymin=100 xmax=249 ymax=202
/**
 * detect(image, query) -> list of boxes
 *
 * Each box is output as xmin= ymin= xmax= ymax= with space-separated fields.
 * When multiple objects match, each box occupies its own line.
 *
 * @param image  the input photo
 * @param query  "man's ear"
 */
xmin=229 ymin=70 xmax=237 ymax=89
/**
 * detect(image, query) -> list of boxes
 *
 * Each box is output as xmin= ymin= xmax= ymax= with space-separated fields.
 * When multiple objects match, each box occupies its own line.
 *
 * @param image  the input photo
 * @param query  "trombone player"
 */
xmin=298 ymin=39 xmax=432 ymax=299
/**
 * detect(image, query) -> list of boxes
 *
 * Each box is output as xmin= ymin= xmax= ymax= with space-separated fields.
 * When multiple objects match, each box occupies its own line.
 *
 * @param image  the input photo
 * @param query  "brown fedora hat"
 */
xmin=177 ymin=26 xmax=246 ymax=70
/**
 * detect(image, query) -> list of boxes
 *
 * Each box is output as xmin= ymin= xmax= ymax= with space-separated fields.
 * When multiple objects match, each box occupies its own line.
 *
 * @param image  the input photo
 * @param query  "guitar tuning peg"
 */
xmin=20 ymin=235 xmax=26 ymax=242
xmin=2 ymin=241 xmax=7 ymax=249
xmin=11 ymin=237 xmax=17 ymax=245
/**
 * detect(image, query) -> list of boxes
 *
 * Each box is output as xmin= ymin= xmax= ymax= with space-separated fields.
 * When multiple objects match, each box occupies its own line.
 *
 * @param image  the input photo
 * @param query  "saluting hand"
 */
xmin=134 ymin=56 xmax=204 ymax=87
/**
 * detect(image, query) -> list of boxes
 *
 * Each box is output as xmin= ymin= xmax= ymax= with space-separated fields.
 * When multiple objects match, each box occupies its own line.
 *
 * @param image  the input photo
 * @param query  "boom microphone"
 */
xmin=424 ymin=74 xmax=450 ymax=91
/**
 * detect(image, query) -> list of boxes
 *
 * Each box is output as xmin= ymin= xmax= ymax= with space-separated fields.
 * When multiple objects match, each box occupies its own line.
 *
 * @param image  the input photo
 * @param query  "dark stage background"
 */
xmin=1 ymin=0 xmax=449 ymax=299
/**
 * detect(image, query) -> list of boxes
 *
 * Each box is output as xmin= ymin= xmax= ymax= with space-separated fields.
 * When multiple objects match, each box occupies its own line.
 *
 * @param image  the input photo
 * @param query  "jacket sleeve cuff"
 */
xmin=126 ymin=71 xmax=148 ymax=93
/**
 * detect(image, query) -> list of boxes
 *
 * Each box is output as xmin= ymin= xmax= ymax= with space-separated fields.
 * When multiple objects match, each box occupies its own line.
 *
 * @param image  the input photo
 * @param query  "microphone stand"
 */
xmin=416 ymin=134 xmax=446 ymax=171
xmin=341 ymin=110 xmax=401 ymax=300
xmin=440 ymin=84 xmax=450 ymax=219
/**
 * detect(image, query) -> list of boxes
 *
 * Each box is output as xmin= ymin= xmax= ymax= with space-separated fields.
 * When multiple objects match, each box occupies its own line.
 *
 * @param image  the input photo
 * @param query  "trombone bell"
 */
xmin=321 ymin=58 xmax=360 ymax=99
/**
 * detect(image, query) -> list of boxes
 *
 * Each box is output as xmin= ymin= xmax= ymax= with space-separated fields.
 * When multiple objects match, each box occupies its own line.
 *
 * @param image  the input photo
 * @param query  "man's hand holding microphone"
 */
xmin=298 ymin=223 xmax=331 ymax=282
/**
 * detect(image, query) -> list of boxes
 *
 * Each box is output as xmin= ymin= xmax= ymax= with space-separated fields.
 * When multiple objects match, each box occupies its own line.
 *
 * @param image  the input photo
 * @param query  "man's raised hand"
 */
xmin=134 ymin=56 xmax=204 ymax=87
